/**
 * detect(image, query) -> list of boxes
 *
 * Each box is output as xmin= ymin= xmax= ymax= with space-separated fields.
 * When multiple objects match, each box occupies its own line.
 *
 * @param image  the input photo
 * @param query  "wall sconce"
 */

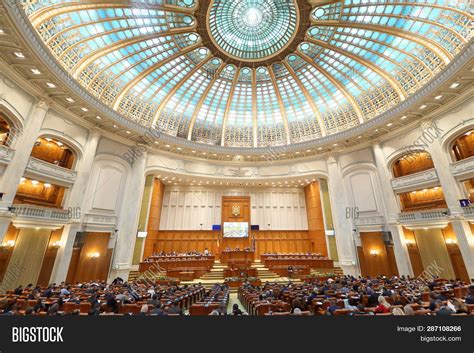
xmin=51 ymin=241 xmax=61 ymax=248
xmin=445 ymin=238 xmax=457 ymax=245
xmin=405 ymin=239 xmax=415 ymax=245
xmin=89 ymin=252 xmax=100 ymax=259
xmin=1 ymin=240 xmax=15 ymax=248
xmin=369 ymin=249 xmax=380 ymax=256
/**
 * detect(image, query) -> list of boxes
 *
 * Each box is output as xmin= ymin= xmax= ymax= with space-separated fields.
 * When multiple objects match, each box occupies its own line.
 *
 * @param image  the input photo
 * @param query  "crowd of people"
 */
xmin=148 ymin=249 xmax=212 ymax=258
xmin=1 ymin=275 xmax=472 ymax=316
xmin=239 ymin=275 xmax=474 ymax=316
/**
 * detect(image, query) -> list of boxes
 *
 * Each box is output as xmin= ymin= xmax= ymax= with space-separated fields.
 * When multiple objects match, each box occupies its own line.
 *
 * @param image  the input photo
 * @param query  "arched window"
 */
xmin=392 ymin=151 xmax=434 ymax=178
xmin=452 ymin=130 xmax=474 ymax=161
xmin=31 ymin=137 xmax=76 ymax=169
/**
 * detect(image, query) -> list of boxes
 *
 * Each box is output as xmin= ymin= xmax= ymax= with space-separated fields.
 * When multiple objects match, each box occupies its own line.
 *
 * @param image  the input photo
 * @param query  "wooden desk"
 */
xmin=220 ymin=250 xmax=254 ymax=263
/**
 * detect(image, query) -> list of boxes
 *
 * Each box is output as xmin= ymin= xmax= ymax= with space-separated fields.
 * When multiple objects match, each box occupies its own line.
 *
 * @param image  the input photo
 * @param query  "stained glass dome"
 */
xmin=208 ymin=0 xmax=299 ymax=61
xmin=20 ymin=0 xmax=473 ymax=148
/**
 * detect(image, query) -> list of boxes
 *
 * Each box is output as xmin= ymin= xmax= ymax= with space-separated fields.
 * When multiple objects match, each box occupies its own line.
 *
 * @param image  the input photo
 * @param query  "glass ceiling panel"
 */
xmin=20 ymin=0 xmax=473 ymax=147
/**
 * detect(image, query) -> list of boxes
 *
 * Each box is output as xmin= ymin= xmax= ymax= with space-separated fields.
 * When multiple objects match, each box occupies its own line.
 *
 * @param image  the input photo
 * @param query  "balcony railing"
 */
xmin=451 ymin=156 xmax=474 ymax=178
xmin=10 ymin=204 xmax=70 ymax=221
xmin=25 ymin=157 xmax=77 ymax=185
xmin=391 ymin=168 xmax=438 ymax=192
xmin=399 ymin=208 xmax=450 ymax=222
xmin=462 ymin=205 xmax=474 ymax=216
xmin=0 ymin=144 xmax=14 ymax=165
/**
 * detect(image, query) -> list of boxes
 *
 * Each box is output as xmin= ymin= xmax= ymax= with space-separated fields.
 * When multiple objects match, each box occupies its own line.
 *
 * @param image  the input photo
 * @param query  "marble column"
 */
xmin=109 ymin=148 xmax=147 ymax=280
xmin=422 ymin=120 xmax=464 ymax=216
xmin=372 ymin=142 xmax=413 ymax=276
xmin=326 ymin=156 xmax=359 ymax=276
xmin=0 ymin=100 xmax=49 ymax=210
xmin=49 ymin=128 xmax=101 ymax=284
xmin=450 ymin=220 xmax=474 ymax=280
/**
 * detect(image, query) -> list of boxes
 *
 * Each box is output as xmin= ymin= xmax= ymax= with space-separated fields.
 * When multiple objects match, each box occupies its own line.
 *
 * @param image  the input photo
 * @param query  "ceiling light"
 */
xmin=177 ymin=147 xmax=182 ymax=150
xmin=20 ymin=177 xmax=26 ymax=183
xmin=306 ymin=150 xmax=311 ymax=153
xmin=165 ymin=144 xmax=170 ymax=148
xmin=31 ymin=180 xmax=39 ymax=186
xmin=450 ymin=82 xmax=460 ymax=89
xmin=113 ymin=124 xmax=118 ymax=129
xmin=14 ymin=52 xmax=25 ymax=58
xmin=46 ymin=82 xmax=56 ymax=88
xmin=44 ymin=183 xmax=51 ymax=188
xmin=317 ymin=147 xmax=323 ymax=150
xmin=81 ymin=107 xmax=88 ymax=112
xmin=126 ymin=131 xmax=131 ymax=134
xmin=96 ymin=116 xmax=102 ymax=120
xmin=420 ymin=105 xmax=427 ymax=109
xmin=387 ymin=123 xmax=393 ymax=127
xmin=400 ymin=115 xmax=407 ymax=120
xmin=358 ymin=136 xmax=362 ymax=139
xmin=66 ymin=97 xmax=75 ymax=103
xmin=434 ymin=95 xmax=443 ymax=100
xmin=31 ymin=68 xmax=41 ymax=75
xmin=0 ymin=29 xmax=4 ymax=34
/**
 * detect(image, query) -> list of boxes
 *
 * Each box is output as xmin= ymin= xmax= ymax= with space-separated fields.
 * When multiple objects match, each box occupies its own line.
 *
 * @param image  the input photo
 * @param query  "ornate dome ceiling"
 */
xmin=21 ymin=0 xmax=472 ymax=148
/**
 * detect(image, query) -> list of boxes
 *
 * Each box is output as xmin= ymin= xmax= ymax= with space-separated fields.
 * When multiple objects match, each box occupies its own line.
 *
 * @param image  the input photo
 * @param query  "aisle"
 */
xmin=227 ymin=292 xmax=247 ymax=315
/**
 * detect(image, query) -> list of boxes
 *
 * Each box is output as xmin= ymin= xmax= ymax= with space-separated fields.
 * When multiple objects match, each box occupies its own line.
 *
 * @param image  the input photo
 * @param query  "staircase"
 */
xmin=182 ymin=261 xmax=226 ymax=289
xmin=251 ymin=261 xmax=291 ymax=283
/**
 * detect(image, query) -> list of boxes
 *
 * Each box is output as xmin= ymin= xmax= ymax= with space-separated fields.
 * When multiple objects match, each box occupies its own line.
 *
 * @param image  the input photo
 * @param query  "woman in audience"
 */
xmin=374 ymin=296 xmax=391 ymax=313
xmin=403 ymin=305 xmax=415 ymax=316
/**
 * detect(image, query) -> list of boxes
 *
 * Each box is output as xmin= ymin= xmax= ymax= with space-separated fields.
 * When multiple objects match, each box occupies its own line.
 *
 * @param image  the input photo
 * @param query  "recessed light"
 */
xmin=46 ymin=82 xmax=56 ymax=88
xmin=333 ymin=143 xmax=338 ymax=147
xmin=177 ymin=147 xmax=182 ymax=150
xmin=387 ymin=123 xmax=393 ymax=127
xmin=317 ymin=147 xmax=323 ymax=150
xmin=434 ymin=95 xmax=443 ymax=100
xmin=450 ymin=82 xmax=460 ymax=89
xmin=14 ymin=52 xmax=25 ymax=58
xmin=113 ymin=124 xmax=118 ymax=129
xmin=375 ymin=129 xmax=379 ymax=132
xmin=31 ymin=68 xmax=41 ymax=75
xmin=358 ymin=135 xmax=362 ymax=139
xmin=420 ymin=105 xmax=427 ymax=109
xmin=66 ymin=97 xmax=75 ymax=103
xmin=96 ymin=116 xmax=102 ymax=120
xmin=400 ymin=115 xmax=407 ymax=120
xmin=81 ymin=107 xmax=88 ymax=112
xmin=165 ymin=144 xmax=170 ymax=148
xmin=126 ymin=131 xmax=131 ymax=134
xmin=154 ymin=141 xmax=159 ymax=144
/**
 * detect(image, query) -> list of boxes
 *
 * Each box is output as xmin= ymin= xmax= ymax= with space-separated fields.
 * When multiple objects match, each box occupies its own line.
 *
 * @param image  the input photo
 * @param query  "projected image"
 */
xmin=223 ymin=222 xmax=249 ymax=238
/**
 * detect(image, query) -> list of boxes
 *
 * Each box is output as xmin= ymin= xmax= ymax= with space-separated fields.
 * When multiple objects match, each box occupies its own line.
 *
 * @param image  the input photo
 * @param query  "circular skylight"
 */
xmin=208 ymin=0 xmax=299 ymax=61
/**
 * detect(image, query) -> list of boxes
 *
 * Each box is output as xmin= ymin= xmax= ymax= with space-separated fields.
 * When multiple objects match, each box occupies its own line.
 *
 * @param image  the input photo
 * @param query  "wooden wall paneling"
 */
xmin=66 ymin=248 xmax=81 ymax=284
xmin=402 ymin=228 xmax=424 ymax=277
xmin=442 ymin=224 xmax=469 ymax=282
xmin=385 ymin=245 xmax=399 ymax=277
xmin=360 ymin=232 xmax=391 ymax=277
xmin=37 ymin=228 xmax=62 ymax=286
xmin=72 ymin=232 xmax=111 ymax=283
xmin=143 ymin=179 xmax=165 ymax=259
xmin=357 ymin=246 xmax=368 ymax=277
xmin=304 ymin=181 xmax=328 ymax=256
xmin=0 ymin=223 xmax=19 ymax=283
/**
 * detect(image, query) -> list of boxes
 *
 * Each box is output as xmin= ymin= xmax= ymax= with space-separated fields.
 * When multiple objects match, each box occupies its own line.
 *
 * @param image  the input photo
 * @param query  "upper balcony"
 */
xmin=398 ymin=208 xmax=450 ymax=229
xmin=391 ymin=168 xmax=439 ymax=193
xmin=25 ymin=156 xmax=77 ymax=186
xmin=451 ymin=155 xmax=474 ymax=180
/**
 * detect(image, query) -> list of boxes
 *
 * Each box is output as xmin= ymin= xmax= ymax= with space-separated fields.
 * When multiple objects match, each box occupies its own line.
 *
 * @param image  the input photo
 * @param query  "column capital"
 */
xmin=326 ymin=155 xmax=338 ymax=165
xmin=35 ymin=98 xmax=50 ymax=112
